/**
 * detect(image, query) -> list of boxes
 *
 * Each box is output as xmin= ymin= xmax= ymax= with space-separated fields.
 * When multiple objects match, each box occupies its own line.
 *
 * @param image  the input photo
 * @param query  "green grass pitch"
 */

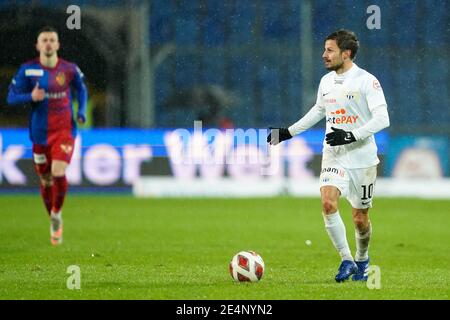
xmin=0 ymin=195 xmax=449 ymax=300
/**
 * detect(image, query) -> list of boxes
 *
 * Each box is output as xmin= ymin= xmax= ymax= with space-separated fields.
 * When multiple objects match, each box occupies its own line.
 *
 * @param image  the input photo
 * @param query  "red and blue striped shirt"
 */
xmin=7 ymin=58 xmax=88 ymax=145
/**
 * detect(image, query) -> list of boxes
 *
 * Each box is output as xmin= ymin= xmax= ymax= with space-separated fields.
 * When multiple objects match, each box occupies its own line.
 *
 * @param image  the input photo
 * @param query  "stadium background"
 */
xmin=0 ymin=0 xmax=448 ymax=195
xmin=0 ymin=0 xmax=449 ymax=301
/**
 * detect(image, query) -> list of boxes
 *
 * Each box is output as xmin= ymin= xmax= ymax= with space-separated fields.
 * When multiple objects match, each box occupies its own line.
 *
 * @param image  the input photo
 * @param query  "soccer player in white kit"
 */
xmin=267 ymin=30 xmax=390 ymax=282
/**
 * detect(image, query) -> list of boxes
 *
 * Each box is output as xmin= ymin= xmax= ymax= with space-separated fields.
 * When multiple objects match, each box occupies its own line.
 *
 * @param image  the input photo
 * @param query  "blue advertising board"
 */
xmin=0 ymin=128 xmax=388 ymax=188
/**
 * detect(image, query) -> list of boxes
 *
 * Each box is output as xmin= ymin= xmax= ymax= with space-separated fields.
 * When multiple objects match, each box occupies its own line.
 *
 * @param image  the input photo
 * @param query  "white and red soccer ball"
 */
xmin=229 ymin=251 xmax=265 ymax=282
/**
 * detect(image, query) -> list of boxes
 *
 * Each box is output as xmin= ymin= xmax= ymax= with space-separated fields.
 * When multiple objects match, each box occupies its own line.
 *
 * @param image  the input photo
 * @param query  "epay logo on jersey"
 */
xmin=327 ymin=108 xmax=359 ymax=125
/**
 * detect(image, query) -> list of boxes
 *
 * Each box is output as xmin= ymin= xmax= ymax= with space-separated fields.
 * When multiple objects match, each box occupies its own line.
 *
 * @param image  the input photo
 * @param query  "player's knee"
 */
xmin=40 ymin=175 xmax=52 ymax=187
xmin=35 ymin=163 xmax=49 ymax=176
xmin=51 ymin=162 xmax=67 ymax=177
xmin=322 ymin=199 xmax=338 ymax=215
xmin=51 ymin=168 xmax=65 ymax=177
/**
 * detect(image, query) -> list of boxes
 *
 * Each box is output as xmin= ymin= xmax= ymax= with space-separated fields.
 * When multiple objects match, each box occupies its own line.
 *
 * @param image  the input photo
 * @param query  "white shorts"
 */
xmin=319 ymin=160 xmax=377 ymax=209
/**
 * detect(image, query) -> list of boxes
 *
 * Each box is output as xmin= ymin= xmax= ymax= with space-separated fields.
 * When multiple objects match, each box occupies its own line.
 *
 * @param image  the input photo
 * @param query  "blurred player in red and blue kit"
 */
xmin=7 ymin=26 xmax=87 ymax=245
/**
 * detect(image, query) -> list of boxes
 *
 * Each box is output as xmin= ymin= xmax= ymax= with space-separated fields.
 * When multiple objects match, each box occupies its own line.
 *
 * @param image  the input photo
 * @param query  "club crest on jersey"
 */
xmin=346 ymin=91 xmax=360 ymax=101
xmin=56 ymin=72 xmax=66 ymax=86
xmin=60 ymin=144 xmax=73 ymax=154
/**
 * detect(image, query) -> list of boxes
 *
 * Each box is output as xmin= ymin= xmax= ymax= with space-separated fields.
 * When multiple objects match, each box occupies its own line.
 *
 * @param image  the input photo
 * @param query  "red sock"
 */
xmin=39 ymin=185 xmax=53 ymax=215
xmin=52 ymin=176 xmax=68 ymax=213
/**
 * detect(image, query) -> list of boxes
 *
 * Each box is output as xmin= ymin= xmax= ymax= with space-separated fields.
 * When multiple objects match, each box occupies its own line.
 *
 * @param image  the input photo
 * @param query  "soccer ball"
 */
xmin=229 ymin=251 xmax=265 ymax=282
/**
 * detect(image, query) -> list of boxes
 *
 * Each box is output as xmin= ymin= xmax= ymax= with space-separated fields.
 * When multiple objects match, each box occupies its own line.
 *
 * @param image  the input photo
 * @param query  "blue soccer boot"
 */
xmin=352 ymin=258 xmax=370 ymax=281
xmin=335 ymin=260 xmax=358 ymax=282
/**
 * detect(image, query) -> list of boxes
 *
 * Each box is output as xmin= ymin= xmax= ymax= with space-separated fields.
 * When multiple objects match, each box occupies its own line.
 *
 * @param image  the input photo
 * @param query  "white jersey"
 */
xmin=289 ymin=63 xmax=389 ymax=169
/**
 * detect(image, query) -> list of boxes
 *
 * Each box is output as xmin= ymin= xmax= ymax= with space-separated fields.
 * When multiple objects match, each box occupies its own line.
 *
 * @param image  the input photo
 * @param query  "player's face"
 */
xmin=36 ymin=32 xmax=60 ymax=58
xmin=322 ymin=40 xmax=346 ymax=71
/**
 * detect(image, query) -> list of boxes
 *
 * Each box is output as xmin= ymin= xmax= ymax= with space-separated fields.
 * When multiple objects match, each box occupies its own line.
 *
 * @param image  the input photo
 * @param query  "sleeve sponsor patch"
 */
xmin=373 ymin=79 xmax=381 ymax=90
xmin=25 ymin=69 xmax=44 ymax=77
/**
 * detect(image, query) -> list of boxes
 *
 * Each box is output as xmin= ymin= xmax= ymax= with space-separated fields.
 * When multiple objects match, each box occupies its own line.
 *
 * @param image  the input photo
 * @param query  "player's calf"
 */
xmin=38 ymin=173 xmax=53 ymax=215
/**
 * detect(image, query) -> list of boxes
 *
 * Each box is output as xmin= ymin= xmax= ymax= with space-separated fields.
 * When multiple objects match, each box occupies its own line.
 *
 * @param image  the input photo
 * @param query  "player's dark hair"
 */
xmin=325 ymin=29 xmax=359 ymax=60
xmin=37 ymin=26 xmax=59 ymax=39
